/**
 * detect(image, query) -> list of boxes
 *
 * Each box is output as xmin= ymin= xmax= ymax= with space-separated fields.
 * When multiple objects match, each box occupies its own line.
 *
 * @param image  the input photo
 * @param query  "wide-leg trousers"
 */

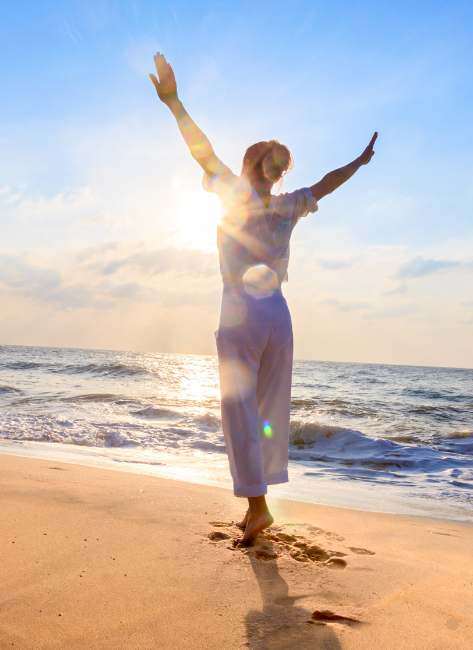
xmin=215 ymin=286 xmax=293 ymax=497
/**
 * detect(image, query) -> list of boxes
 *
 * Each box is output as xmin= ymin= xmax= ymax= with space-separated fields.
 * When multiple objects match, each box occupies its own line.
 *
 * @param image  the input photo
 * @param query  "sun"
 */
xmin=172 ymin=181 xmax=222 ymax=252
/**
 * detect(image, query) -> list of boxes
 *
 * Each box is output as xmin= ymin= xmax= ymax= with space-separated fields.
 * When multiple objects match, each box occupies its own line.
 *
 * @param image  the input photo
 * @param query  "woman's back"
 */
xmin=203 ymin=165 xmax=318 ymax=290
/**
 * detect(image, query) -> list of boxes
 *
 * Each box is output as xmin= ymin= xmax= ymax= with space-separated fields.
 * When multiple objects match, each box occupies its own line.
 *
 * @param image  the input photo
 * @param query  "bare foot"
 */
xmin=240 ymin=511 xmax=274 ymax=546
xmin=235 ymin=508 xmax=249 ymax=530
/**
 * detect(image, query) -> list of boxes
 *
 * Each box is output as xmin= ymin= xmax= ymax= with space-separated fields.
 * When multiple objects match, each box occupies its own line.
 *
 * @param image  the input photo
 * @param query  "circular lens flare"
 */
xmin=242 ymin=264 xmax=279 ymax=299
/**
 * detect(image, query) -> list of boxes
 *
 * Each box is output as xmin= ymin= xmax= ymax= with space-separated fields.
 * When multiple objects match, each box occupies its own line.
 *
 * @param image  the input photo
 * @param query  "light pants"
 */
xmin=215 ymin=286 xmax=293 ymax=497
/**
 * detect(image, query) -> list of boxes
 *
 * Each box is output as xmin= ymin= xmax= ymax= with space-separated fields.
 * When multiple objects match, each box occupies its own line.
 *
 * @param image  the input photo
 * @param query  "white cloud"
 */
xmin=0 ymin=242 xmax=219 ymax=313
xmin=398 ymin=257 xmax=463 ymax=279
xmin=317 ymin=257 xmax=355 ymax=270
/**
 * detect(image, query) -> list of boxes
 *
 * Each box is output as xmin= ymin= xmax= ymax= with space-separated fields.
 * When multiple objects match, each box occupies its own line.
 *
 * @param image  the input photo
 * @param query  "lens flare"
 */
xmin=242 ymin=264 xmax=279 ymax=299
xmin=262 ymin=419 xmax=273 ymax=438
xmin=217 ymin=357 xmax=255 ymax=400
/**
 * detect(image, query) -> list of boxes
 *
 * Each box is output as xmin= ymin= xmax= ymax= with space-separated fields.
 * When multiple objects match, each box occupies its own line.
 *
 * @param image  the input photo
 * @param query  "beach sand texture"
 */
xmin=1 ymin=454 xmax=472 ymax=649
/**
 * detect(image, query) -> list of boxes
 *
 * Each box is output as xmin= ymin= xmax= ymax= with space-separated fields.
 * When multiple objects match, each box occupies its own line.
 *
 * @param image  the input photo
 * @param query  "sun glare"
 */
xmin=172 ymin=181 xmax=222 ymax=252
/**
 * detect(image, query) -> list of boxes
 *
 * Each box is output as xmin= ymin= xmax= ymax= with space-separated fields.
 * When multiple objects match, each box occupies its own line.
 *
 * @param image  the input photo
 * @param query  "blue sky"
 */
xmin=1 ymin=1 xmax=472 ymax=366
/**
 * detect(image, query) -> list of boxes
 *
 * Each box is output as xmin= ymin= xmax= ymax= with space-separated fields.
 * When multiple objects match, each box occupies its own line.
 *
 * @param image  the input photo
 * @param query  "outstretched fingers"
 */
xmin=153 ymin=51 xmax=164 ymax=76
xmin=155 ymin=52 xmax=171 ymax=81
xmin=358 ymin=131 xmax=378 ymax=164
xmin=149 ymin=52 xmax=178 ymax=102
xmin=148 ymin=72 xmax=159 ymax=91
xmin=368 ymin=131 xmax=378 ymax=149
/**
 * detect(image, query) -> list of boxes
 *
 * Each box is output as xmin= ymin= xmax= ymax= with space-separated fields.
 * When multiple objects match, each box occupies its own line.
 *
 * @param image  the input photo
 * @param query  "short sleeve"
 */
xmin=202 ymin=163 xmax=251 ymax=207
xmin=277 ymin=187 xmax=318 ymax=222
xmin=202 ymin=161 xmax=235 ymax=194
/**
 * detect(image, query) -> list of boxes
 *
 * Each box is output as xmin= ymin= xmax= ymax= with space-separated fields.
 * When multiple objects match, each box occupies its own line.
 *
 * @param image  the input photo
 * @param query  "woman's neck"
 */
xmin=251 ymin=179 xmax=273 ymax=198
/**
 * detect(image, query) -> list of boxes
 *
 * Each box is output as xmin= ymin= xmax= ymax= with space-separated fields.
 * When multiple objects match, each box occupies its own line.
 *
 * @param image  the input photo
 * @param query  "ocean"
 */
xmin=1 ymin=344 xmax=472 ymax=522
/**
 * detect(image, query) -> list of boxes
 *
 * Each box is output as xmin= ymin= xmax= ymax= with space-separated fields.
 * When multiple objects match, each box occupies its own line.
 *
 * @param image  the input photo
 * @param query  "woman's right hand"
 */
xmin=358 ymin=132 xmax=378 ymax=165
xmin=149 ymin=52 xmax=178 ymax=104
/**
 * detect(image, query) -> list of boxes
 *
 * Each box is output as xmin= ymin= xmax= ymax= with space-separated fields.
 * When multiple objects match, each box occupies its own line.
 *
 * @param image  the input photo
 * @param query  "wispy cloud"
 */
xmin=384 ymin=283 xmax=407 ymax=296
xmin=397 ymin=257 xmax=461 ymax=279
xmin=363 ymin=304 xmax=419 ymax=320
xmin=0 ymin=244 xmax=219 ymax=312
xmin=0 ymin=255 xmax=62 ymax=297
xmin=318 ymin=298 xmax=370 ymax=312
xmin=98 ymin=248 xmax=217 ymax=277
xmin=317 ymin=258 xmax=355 ymax=270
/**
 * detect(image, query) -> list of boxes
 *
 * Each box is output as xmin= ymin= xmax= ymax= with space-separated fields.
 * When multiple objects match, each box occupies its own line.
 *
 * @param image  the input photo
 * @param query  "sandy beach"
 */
xmin=0 ymin=454 xmax=472 ymax=649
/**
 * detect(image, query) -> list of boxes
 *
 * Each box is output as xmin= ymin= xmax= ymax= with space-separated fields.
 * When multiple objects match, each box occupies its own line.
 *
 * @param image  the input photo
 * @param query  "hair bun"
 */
xmin=242 ymin=140 xmax=292 ymax=186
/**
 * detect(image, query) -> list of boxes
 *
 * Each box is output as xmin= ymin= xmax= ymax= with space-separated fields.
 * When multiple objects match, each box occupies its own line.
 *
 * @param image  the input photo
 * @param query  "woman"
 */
xmin=149 ymin=53 xmax=377 ymax=545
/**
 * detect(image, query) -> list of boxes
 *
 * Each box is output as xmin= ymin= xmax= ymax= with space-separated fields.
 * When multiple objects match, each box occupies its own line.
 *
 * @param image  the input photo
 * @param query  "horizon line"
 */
xmin=1 ymin=341 xmax=472 ymax=372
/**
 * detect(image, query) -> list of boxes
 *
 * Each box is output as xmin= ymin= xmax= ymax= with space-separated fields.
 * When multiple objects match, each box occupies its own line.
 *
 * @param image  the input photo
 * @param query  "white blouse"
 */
xmin=203 ymin=163 xmax=318 ymax=288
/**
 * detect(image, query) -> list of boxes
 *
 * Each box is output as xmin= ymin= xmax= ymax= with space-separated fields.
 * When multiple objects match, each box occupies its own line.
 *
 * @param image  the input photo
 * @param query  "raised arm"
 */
xmin=310 ymin=132 xmax=378 ymax=201
xmin=149 ymin=52 xmax=225 ymax=177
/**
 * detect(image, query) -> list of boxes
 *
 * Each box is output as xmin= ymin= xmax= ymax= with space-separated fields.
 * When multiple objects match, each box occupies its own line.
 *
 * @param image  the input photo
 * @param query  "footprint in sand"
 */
xmin=265 ymin=531 xmax=347 ymax=568
xmin=208 ymin=531 xmax=231 ymax=541
xmin=208 ymin=521 xmax=234 ymax=528
xmin=207 ymin=521 xmax=348 ymax=568
xmin=274 ymin=522 xmax=346 ymax=543
xmin=305 ymin=525 xmax=345 ymax=542
xmin=348 ymin=546 xmax=376 ymax=556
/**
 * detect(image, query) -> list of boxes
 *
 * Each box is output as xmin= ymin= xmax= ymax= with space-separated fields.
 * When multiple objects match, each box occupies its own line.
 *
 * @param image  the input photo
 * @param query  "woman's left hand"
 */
xmin=149 ymin=52 xmax=178 ymax=104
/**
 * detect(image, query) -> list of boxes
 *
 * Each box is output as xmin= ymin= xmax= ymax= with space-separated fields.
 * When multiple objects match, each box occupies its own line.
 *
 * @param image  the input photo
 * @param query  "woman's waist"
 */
xmin=220 ymin=283 xmax=287 ymax=307
xmin=218 ymin=284 xmax=290 ymax=331
xmin=222 ymin=281 xmax=284 ymax=295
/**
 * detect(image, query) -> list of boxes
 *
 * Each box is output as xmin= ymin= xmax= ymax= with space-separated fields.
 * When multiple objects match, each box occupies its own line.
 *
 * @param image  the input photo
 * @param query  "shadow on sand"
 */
xmin=243 ymin=540 xmax=343 ymax=649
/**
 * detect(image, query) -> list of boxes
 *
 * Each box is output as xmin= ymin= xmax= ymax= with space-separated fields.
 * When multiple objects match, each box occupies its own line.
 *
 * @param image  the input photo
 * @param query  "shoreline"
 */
xmin=1 ymin=439 xmax=472 ymax=526
xmin=1 ymin=453 xmax=473 ymax=649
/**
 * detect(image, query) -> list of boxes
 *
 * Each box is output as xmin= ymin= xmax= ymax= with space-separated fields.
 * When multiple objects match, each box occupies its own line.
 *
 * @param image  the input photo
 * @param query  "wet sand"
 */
xmin=1 ymin=453 xmax=472 ymax=649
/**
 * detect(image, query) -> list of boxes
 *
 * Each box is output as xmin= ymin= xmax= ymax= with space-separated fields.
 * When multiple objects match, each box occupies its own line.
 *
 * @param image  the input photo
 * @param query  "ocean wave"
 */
xmin=131 ymin=406 xmax=181 ymax=419
xmin=8 ymin=396 xmax=50 ymax=406
xmin=4 ymin=392 xmax=140 ymax=407
xmin=408 ymin=405 xmax=464 ymax=418
xmin=389 ymin=430 xmax=473 ymax=445
xmin=291 ymin=397 xmax=378 ymax=418
xmin=432 ymin=432 xmax=473 ymax=455
xmin=451 ymin=480 xmax=473 ymax=490
xmin=56 ymin=362 xmax=150 ymax=378
xmin=403 ymin=387 xmax=472 ymax=402
xmin=1 ymin=358 xmax=153 ymax=378
xmin=0 ymin=385 xmax=22 ymax=394
xmin=294 ymin=382 xmax=331 ymax=390
xmin=289 ymin=420 xmax=401 ymax=460
xmin=288 ymin=419 xmax=473 ymax=473
xmin=190 ymin=440 xmax=226 ymax=453
xmin=326 ymin=404 xmax=378 ymax=418
xmin=291 ymin=398 xmax=318 ymax=407
xmin=389 ymin=434 xmax=419 ymax=443
xmin=293 ymin=398 xmax=351 ymax=408
xmin=192 ymin=412 xmax=221 ymax=431
xmin=1 ymin=361 xmax=43 ymax=370
xmin=95 ymin=430 xmax=139 ymax=447
xmin=60 ymin=393 xmax=129 ymax=403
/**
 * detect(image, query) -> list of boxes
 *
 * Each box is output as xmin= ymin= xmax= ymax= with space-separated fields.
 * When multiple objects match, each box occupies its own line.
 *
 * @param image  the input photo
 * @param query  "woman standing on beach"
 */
xmin=149 ymin=53 xmax=377 ymax=545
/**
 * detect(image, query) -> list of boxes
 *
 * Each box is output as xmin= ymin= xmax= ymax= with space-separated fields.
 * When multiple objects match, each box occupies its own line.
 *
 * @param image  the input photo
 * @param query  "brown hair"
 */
xmin=241 ymin=140 xmax=292 ymax=189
